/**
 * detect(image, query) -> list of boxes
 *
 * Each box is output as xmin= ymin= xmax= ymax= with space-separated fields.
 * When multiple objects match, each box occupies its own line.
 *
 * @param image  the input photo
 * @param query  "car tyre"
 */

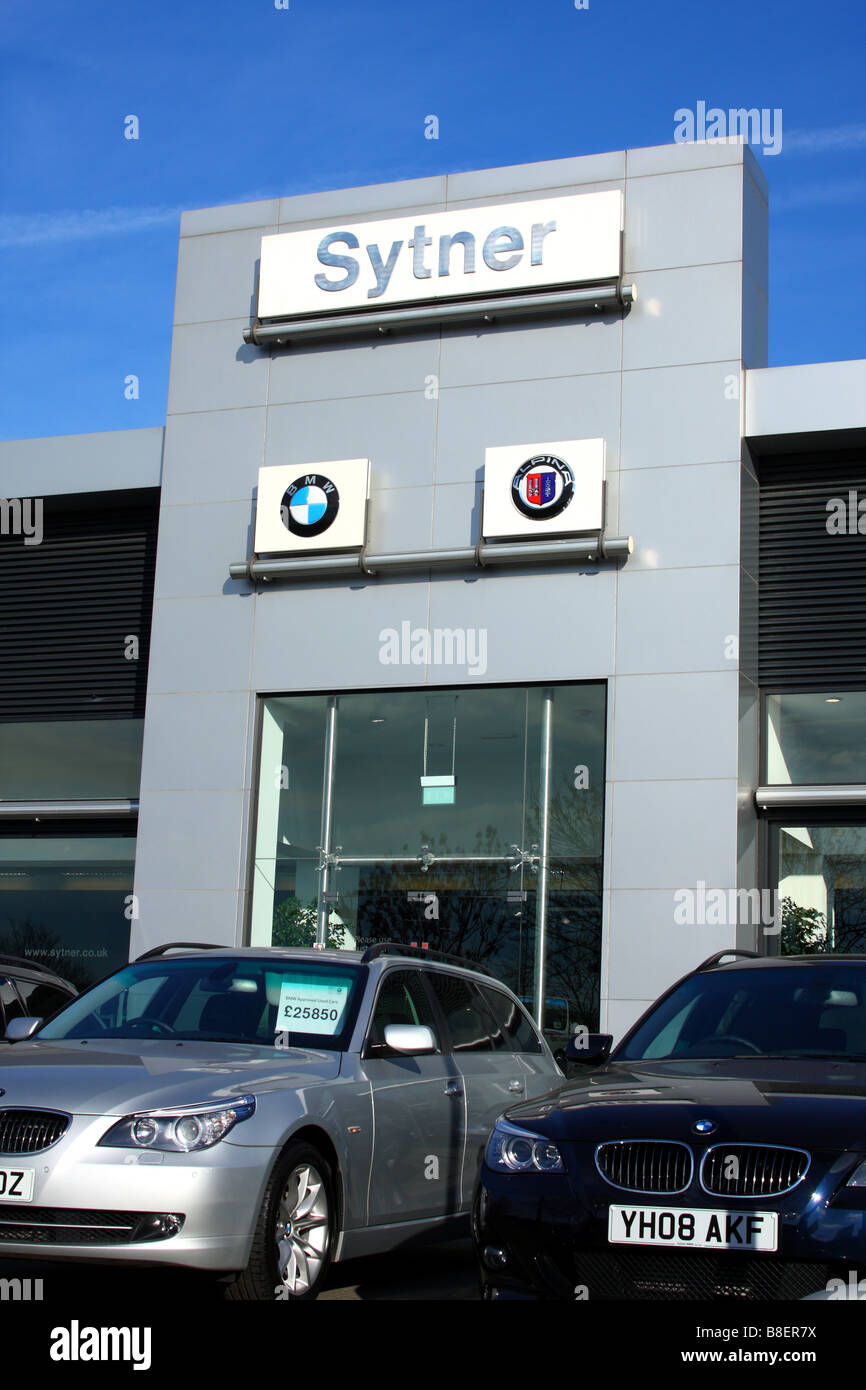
xmin=224 ymin=1141 xmax=336 ymax=1301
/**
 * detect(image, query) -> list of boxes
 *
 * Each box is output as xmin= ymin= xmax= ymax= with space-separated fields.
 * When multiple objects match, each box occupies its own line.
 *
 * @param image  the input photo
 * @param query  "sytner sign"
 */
xmin=256 ymin=190 xmax=623 ymax=320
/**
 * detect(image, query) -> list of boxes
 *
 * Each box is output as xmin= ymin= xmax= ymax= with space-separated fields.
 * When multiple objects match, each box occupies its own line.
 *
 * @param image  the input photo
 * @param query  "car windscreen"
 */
xmin=616 ymin=964 xmax=866 ymax=1062
xmin=36 ymin=957 xmax=366 ymax=1051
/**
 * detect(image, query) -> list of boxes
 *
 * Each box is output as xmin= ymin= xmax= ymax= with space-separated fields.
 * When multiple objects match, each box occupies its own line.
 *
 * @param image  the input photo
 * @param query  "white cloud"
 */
xmin=0 ymin=204 xmax=181 ymax=249
xmin=774 ymin=179 xmax=866 ymax=210
xmin=783 ymin=124 xmax=866 ymax=153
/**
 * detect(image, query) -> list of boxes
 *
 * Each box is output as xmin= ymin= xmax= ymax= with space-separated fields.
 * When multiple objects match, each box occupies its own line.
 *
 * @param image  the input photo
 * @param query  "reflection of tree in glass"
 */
xmin=542 ymin=888 xmax=601 ymax=1031
xmin=780 ymin=898 xmax=828 ymax=955
xmin=0 ymin=918 xmax=93 ymax=992
xmin=271 ymin=897 xmax=345 ymax=950
xmin=357 ymin=825 xmax=520 ymax=970
xmin=527 ymin=772 xmax=604 ymax=1031
xmin=828 ymin=873 xmax=866 ymax=953
xmin=353 ymin=794 xmax=603 ymax=1031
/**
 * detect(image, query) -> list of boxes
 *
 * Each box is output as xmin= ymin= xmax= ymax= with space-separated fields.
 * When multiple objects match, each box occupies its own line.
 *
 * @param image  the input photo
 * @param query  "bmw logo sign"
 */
xmin=280 ymin=473 xmax=340 ymax=539
xmin=511 ymin=454 xmax=574 ymax=521
xmin=692 ymin=1119 xmax=717 ymax=1135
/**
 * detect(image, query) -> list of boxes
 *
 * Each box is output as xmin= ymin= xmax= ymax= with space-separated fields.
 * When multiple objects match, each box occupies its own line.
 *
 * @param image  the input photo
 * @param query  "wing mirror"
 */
xmin=565 ymin=1032 xmax=613 ymax=1066
xmin=383 ymin=1024 xmax=438 ymax=1055
xmin=5 ymin=1017 xmax=43 ymax=1042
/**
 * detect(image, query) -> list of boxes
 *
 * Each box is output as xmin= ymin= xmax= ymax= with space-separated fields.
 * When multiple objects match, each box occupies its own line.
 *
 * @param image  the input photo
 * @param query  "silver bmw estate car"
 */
xmin=0 ymin=942 xmax=561 ymax=1299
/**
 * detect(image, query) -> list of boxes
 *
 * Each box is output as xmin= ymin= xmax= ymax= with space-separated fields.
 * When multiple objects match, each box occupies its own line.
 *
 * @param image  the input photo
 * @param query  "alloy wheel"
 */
xmin=274 ymin=1162 xmax=330 ymax=1295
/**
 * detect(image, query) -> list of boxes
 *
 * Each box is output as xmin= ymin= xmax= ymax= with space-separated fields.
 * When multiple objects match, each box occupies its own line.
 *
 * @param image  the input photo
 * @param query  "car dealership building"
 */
xmin=1 ymin=139 xmax=865 ymax=1042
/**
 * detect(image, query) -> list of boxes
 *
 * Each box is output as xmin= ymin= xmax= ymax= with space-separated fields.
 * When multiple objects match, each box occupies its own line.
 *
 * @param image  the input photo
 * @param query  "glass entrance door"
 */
xmin=251 ymin=683 xmax=606 ymax=1032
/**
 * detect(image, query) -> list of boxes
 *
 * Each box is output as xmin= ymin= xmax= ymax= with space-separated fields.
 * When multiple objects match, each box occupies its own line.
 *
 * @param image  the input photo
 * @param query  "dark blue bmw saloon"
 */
xmin=474 ymin=951 xmax=866 ymax=1301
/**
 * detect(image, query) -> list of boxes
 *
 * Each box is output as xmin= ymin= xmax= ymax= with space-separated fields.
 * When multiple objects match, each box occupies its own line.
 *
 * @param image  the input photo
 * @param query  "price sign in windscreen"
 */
xmin=275 ymin=974 xmax=352 ymax=1036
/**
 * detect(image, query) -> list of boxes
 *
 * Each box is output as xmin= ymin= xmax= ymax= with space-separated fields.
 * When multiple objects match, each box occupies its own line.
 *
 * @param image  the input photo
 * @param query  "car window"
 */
xmin=618 ymin=964 xmax=866 ymax=1061
xmin=0 ymin=978 xmax=24 ymax=1029
xmin=37 ymin=957 xmax=365 ymax=1050
xmin=471 ymin=985 xmax=510 ymax=1051
xmin=87 ymin=972 xmax=174 ymax=1031
xmin=640 ymin=997 xmax=699 ymax=1059
xmin=479 ymin=984 xmax=543 ymax=1054
xmin=12 ymin=977 xmax=74 ymax=1023
xmin=366 ymin=969 xmax=439 ymax=1056
xmin=427 ymin=971 xmax=495 ymax=1052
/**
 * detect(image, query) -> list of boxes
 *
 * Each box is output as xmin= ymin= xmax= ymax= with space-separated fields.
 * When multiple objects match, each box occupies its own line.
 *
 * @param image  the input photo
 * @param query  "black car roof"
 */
xmin=705 ymin=954 xmax=866 ymax=969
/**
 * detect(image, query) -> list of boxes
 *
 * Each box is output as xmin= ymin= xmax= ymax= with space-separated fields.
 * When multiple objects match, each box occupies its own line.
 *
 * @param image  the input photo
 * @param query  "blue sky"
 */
xmin=1 ymin=0 xmax=864 ymax=440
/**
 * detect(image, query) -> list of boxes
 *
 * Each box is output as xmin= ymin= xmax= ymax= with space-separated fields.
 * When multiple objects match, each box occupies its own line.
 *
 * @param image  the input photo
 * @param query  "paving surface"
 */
xmin=0 ymin=1240 xmax=479 ymax=1303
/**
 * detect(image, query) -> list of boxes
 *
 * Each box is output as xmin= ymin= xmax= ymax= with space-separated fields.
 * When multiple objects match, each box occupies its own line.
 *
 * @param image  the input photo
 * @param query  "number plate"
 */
xmin=0 ymin=1167 xmax=35 ymax=1202
xmin=608 ymin=1203 xmax=778 ymax=1252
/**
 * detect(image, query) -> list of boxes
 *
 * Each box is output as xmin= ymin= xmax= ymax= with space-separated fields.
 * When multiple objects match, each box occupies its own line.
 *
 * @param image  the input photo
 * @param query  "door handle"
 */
xmin=444 ymin=1082 xmax=463 ymax=1097
xmin=508 ymin=1081 xmax=524 ymax=1093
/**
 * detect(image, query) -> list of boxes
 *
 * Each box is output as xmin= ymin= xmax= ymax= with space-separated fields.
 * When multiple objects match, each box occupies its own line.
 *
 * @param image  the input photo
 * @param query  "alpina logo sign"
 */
xmin=483 ymin=438 xmax=606 ymax=541
xmin=256 ymin=190 xmax=623 ymax=320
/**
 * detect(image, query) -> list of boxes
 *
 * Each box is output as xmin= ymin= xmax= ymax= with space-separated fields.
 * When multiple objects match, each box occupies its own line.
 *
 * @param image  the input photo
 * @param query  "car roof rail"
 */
xmin=696 ymin=948 xmax=762 ymax=972
xmin=0 ymin=953 xmax=59 ymax=978
xmin=360 ymin=941 xmax=494 ymax=977
xmin=134 ymin=942 xmax=225 ymax=962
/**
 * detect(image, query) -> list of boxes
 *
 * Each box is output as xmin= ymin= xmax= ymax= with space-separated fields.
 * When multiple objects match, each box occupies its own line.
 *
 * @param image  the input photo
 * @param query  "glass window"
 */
xmin=0 ymin=826 xmax=135 ymax=989
xmin=0 ymin=979 xmax=24 ymax=1027
xmin=618 ymin=964 xmax=866 ymax=1061
xmin=427 ymin=971 xmax=495 ymax=1052
xmin=765 ymin=692 xmax=866 ymax=785
xmin=366 ymin=969 xmax=438 ymax=1055
xmin=251 ymin=683 xmax=606 ymax=1030
xmin=37 ymin=957 xmax=366 ymax=1050
xmin=777 ymin=822 xmax=866 ymax=953
xmin=0 ymin=720 xmax=144 ymax=800
xmin=12 ymin=977 xmax=74 ymax=1023
xmin=480 ymin=984 xmax=543 ymax=1053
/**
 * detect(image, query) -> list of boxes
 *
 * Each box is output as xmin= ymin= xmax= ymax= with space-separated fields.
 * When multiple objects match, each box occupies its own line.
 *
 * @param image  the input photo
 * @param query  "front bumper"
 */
xmin=0 ymin=1113 xmax=271 ymax=1271
xmin=474 ymin=1151 xmax=866 ymax=1301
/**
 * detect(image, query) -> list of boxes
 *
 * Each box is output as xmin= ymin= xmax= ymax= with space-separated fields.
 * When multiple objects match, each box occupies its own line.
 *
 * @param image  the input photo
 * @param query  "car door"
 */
xmin=361 ymin=968 xmax=464 ymax=1226
xmin=12 ymin=975 xmax=75 ymax=1025
xmin=425 ymin=970 xmax=533 ymax=1207
xmin=477 ymin=981 xmax=560 ymax=1095
xmin=0 ymin=977 xmax=24 ymax=1041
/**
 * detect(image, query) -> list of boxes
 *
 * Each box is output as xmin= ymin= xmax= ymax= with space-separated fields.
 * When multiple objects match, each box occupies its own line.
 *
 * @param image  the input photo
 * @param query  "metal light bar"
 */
xmin=229 ymin=554 xmax=365 ymax=581
xmin=755 ymin=785 xmax=866 ymax=810
xmin=230 ymin=534 xmax=633 ymax=583
xmin=0 ymin=799 xmax=139 ymax=819
xmin=244 ymin=281 xmax=637 ymax=347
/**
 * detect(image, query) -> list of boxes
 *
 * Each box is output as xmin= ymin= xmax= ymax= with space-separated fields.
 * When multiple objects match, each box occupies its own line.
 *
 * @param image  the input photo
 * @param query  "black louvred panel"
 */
xmin=0 ymin=489 xmax=159 ymax=721
xmin=758 ymin=451 xmax=866 ymax=689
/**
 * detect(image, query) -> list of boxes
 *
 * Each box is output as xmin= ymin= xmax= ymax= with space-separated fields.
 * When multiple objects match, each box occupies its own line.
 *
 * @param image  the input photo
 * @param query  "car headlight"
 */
xmin=99 ymin=1095 xmax=256 ymax=1152
xmin=485 ymin=1118 xmax=565 ymax=1174
xmin=846 ymin=1158 xmax=866 ymax=1187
